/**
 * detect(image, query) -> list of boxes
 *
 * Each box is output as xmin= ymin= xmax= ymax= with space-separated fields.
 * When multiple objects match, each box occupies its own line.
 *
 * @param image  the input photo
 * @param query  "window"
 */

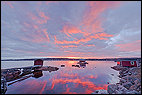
xmin=131 ymin=61 xmax=135 ymax=65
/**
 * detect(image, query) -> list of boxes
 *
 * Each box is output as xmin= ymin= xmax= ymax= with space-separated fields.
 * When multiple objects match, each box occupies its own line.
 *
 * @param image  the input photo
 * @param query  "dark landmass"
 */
xmin=1 ymin=57 xmax=141 ymax=61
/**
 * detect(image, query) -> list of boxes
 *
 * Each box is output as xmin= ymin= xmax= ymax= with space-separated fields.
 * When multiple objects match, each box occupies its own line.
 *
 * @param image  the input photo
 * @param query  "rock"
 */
xmin=134 ymin=79 xmax=141 ymax=85
xmin=128 ymin=72 xmax=132 ymax=75
xmin=123 ymin=82 xmax=133 ymax=89
xmin=125 ymin=90 xmax=139 ymax=94
xmin=92 ymin=89 xmax=108 ymax=94
xmin=117 ymin=84 xmax=128 ymax=92
xmin=120 ymin=78 xmax=127 ymax=83
xmin=111 ymin=66 xmax=127 ymax=71
xmin=111 ymin=74 xmax=114 ymax=76
xmin=115 ymin=90 xmax=123 ymax=94
xmin=6 ymin=73 xmax=14 ymax=81
xmin=22 ymin=69 xmax=31 ymax=73
xmin=75 ymin=65 xmax=80 ymax=67
xmin=61 ymin=65 xmax=65 ymax=67
xmin=107 ymin=84 xmax=118 ymax=94
xmin=1 ymin=76 xmax=7 ymax=94
xmin=72 ymin=65 xmax=75 ymax=67
xmin=129 ymin=82 xmax=141 ymax=92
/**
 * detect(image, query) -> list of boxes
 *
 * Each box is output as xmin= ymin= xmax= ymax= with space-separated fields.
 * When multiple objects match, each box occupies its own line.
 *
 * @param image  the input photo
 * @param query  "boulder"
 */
xmin=115 ymin=90 xmax=123 ymax=94
xmin=111 ymin=66 xmax=127 ymax=71
xmin=125 ymin=90 xmax=139 ymax=94
xmin=107 ymin=84 xmax=118 ymax=94
xmin=117 ymin=84 xmax=128 ymax=92
xmin=123 ymin=82 xmax=133 ymax=90
xmin=61 ymin=65 xmax=65 ymax=67
xmin=120 ymin=78 xmax=127 ymax=83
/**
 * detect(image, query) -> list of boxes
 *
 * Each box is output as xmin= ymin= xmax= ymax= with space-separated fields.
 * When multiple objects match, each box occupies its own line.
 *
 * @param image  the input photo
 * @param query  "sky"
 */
xmin=1 ymin=1 xmax=141 ymax=59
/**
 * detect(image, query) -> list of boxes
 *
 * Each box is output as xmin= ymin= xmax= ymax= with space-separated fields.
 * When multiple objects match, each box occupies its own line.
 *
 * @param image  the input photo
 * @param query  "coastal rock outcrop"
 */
xmin=108 ymin=64 xmax=141 ymax=94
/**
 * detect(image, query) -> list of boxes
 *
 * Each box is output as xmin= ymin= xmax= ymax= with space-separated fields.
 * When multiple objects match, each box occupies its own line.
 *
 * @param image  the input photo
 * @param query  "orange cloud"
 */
xmin=80 ymin=1 xmax=121 ymax=40
xmin=54 ymin=35 xmax=91 ymax=45
xmin=61 ymin=45 xmax=77 ymax=48
xmin=61 ymin=25 xmax=83 ymax=37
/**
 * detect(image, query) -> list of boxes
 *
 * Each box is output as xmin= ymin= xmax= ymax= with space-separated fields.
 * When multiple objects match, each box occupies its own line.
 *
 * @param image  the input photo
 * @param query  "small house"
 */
xmin=34 ymin=59 xmax=43 ymax=66
xmin=117 ymin=60 xmax=138 ymax=67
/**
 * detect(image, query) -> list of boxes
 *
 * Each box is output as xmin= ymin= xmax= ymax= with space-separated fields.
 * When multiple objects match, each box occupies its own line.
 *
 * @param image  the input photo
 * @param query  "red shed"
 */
xmin=117 ymin=60 xmax=137 ymax=67
xmin=34 ymin=59 xmax=43 ymax=66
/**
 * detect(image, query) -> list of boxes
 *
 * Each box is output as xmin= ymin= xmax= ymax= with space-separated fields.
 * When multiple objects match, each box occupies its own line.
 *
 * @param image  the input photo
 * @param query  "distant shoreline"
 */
xmin=1 ymin=57 xmax=141 ymax=61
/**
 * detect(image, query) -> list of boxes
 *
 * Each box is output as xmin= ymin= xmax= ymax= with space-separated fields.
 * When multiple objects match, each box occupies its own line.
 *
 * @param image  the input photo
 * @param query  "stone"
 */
xmin=117 ymin=84 xmax=128 ymax=92
xmin=107 ymin=84 xmax=118 ymax=94
xmin=1 ymin=76 xmax=7 ymax=94
xmin=92 ymin=89 xmax=108 ymax=94
xmin=61 ymin=65 xmax=65 ymax=67
xmin=111 ymin=74 xmax=114 ymax=76
xmin=115 ymin=90 xmax=123 ymax=94
xmin=123 ymin=82 xmax=133 ymax=89
xmin=120 ymin=78 xmax=127 ymax=83
xmin=125 ymin=90 xmax=139 ymax=94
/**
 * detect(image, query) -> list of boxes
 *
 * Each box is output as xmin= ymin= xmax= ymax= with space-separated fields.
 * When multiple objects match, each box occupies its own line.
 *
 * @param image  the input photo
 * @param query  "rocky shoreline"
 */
xmin=108 ymin=65 xmax=141 ymax=94
xmin=92 ymin=64 xmax=141 ymax=94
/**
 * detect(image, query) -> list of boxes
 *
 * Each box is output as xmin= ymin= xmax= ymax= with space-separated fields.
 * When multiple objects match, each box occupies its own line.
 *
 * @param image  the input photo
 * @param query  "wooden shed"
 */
xmin=117 ymin=60 xmax=137 ymax=67
xmin=34 ymin=59 xmax=43 ymax=66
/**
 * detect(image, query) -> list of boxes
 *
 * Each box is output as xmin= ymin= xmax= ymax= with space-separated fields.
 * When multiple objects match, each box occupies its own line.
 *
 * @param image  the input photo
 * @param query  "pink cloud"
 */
xmin=50 ymin=73 xmax=108 ymax=94
xmin=29 ymin=12 xmax=50 ymax=24
xmin=115 ymin=40 xmax=141 ymax=52
xmin=80 ymin=1 xmax=121 ymax=39
xmin=60 ymin=25 xmax=83 ymax=37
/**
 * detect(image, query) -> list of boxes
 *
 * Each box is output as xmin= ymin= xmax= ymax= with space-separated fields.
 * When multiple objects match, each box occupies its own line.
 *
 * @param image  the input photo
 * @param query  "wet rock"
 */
xmin=72 ymin=65 xmax=75 ymax=67
xmin=1 ymin=76 xmax=7 ymax=94
xmin=92 ymin=89 xmax=108 ymax=94
xmin=111 ymin=74 xmax=114 ymax=76
xmin=6 ymin=73 xmax=14 ymax=81
xmin=75 ymin=65 xmax=80 ymax=67
xmin=107 ymin=84 xmax=118 ymax=94
xmin=23 ymin=69 xmax=31 ymax=73
xmin=111 ymin=66 xmax=127 ymax=71
xmin=120 ymin=78 xmax=127 ymax=83
xmin=115 ymin=90 xmax=123 ymax=94
xmin=61 ymin=65 xmax=65 ymax=67
xmin=123 ymin=82 xmax=133 ymax=90
xmin=37 ymin=66 xmax=59 ymax=72
xmin=125 ymin=90 xmax=139 ymax=94
xmin=117 ymin=84 xmax=128 ymax=92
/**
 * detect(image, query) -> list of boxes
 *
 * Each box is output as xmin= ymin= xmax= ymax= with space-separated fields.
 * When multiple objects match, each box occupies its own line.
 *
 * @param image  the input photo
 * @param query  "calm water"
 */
xmin=1 ymin=61 xmax=119 ymax=94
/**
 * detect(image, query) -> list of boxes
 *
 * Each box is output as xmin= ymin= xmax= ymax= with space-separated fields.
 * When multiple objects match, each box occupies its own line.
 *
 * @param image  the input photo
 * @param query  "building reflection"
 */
xmin=32 ymin=70 xmax=43 ymax=78
xmin=1 ymin=66 xmax=59 ymax=94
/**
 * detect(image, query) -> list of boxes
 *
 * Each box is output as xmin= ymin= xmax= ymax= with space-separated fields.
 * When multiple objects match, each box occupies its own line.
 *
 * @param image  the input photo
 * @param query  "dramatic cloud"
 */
xmin=1 ymin=1 xmax=141 ymax=59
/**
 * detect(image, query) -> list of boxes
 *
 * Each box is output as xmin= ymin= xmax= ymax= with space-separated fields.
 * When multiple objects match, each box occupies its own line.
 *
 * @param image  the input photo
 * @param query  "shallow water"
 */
xmin=1 ymin=61 xmax=119 ymax=94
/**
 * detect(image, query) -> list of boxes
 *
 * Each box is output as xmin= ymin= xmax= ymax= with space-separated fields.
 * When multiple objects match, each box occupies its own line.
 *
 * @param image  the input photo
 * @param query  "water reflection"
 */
xmin=32 ymin=70 xmax=43 ymax=78
xmin=1 ymin=66 xmax=59 ymax=94
xmin=2 ymin=61 xmax=119 ymax=94
xmin=72 ymin=61 xmax=88 ymax=68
